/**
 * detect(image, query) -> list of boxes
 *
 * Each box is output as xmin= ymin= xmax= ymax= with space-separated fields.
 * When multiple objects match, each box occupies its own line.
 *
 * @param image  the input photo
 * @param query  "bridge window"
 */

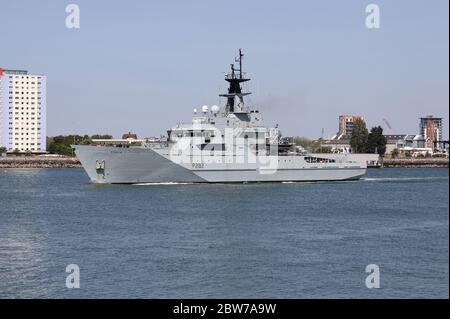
xmin=304 ymin=156 xmax=335 ymax=164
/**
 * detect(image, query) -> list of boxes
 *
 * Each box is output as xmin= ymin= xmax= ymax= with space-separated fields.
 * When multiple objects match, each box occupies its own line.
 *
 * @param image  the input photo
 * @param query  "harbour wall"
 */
xmin=0 ymin=156 xmax=81 ymax=168
xmin=381 ymin=158 xmax=449 ymax=168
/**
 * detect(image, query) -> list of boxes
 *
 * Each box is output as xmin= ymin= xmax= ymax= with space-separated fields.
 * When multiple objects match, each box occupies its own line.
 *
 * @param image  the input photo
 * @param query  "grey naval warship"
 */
xmin=74 ymin=50 xmax=367 ymax=184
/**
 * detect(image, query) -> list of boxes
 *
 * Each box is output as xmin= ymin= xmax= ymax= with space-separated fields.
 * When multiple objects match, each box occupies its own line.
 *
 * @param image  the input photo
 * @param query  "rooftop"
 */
xmin=0 ymin=68 xmax=28 ymax=75
xmin=384 ymin=134 xmax=407 ymax=141
xmin=420 ymin=116 xmax=443 ymax=120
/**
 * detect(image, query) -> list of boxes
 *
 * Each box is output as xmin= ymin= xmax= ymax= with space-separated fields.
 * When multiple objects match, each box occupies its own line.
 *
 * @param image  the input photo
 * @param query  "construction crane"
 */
xmin=382 ymin=118 xmax=393 ymax=133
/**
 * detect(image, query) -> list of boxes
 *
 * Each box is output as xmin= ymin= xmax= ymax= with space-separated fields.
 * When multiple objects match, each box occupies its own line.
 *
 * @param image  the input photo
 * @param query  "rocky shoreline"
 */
xmin=0 ymin=156 xmax=81 ymax=168
xmin=382 ymin=158 xmax=449 ymax=168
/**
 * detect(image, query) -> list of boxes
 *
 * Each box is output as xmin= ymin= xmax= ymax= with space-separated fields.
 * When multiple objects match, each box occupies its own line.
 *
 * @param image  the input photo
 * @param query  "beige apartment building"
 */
xmin=338 ymin=115 xmax=364 ymax=136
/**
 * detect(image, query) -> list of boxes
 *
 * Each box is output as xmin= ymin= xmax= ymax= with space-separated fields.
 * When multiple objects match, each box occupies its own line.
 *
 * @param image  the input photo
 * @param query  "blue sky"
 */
xmin=1 ymin=0 xmax=448 ymax=139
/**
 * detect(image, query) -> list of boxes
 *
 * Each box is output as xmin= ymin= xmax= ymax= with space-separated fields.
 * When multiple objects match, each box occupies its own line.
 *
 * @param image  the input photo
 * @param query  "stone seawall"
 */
xmin=0 ymin=156 xmax=81 ymax=168
xmin=382 ymin=158 xmax=449 ymax=168
xmin=1 ymin=156 xmax=448 ymax=169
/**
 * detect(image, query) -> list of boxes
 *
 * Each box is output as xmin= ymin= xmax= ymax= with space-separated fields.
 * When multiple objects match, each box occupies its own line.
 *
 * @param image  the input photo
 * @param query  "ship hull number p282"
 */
xmin=192 ymin=163 xmax=205 ymax=169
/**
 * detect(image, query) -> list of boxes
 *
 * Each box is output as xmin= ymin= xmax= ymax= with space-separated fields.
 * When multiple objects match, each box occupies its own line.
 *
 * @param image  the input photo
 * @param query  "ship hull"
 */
xmin=74 ymin=146 xmax=366 ymax=184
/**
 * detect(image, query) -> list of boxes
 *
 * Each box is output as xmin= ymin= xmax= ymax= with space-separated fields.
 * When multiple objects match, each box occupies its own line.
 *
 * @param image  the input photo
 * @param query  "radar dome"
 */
xmin=202 ymin=105 xmax=209 ymax=113
xmin=211 ymin=105 xmax=220 ymax=113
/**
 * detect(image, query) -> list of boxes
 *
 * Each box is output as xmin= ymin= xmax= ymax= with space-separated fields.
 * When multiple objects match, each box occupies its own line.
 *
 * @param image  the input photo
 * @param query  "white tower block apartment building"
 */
xmin=0 ymin=67 xmax=46 ymax=153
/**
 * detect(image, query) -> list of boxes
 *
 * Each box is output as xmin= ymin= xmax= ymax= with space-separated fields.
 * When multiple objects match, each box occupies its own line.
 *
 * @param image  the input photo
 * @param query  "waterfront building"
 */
xmin=318 ymin=116 xmax=447 ymax=157
xmin=383 ymin=134 xmax=406 ymax=155
xmin=373 ymin=134 xmax=433 ymax=156
xmin=338 ymin=115 xmax=364 ymax=136
xmin=0 ymin=67 xmax=46 ymax=153
xmin=419 ymin=116 xmax=444 ymax=149
xmin=320 ymin=136 xmax=352 ymax=154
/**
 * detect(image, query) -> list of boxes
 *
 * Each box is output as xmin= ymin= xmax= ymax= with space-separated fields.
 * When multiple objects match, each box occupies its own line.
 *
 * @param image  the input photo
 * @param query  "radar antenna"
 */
xmin=219 ymin=49 xmax=251 ymax=113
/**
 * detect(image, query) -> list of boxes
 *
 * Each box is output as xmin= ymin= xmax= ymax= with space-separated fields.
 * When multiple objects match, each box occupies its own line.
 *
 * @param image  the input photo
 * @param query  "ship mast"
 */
xmin=220 ymin=49 xmax=251 ymax=113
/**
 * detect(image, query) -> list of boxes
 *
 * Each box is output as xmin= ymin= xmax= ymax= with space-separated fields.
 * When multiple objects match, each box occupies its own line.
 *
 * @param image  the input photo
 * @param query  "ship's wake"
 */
xmin=133 ymin=182 xmax=196 ymax=186
xmin=362 ymin=176 xmax=448 ymax=182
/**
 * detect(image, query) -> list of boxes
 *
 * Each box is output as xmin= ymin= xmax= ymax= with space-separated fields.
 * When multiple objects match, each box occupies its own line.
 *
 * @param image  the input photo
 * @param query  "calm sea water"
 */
xmin=0 ymin=168 xmax=448 ymax=299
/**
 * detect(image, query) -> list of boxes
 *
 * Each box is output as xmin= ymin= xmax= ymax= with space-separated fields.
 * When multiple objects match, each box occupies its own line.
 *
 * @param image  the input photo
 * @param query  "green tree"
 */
xmin=367 ymin=126 xmax=387 ymax=156
xmin=391 ymin=148 xmax=399 ymax=158
xmin=47 ymin=142 xmax=73 ymax=156
xmin=0 ymin=147 xmax=7 ymax=154
xmin=91 ymin=134 xmax=113 ymax=139
xmin=350 ymin=119 xmax=369 ymax=153
xmin=46 ymin=134 xmax=98 ymax=156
